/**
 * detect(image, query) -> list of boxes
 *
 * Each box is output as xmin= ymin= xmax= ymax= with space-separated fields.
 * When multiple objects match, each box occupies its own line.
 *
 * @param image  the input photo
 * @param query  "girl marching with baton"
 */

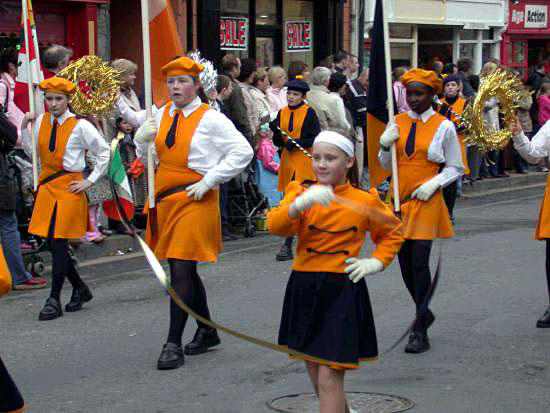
xmin=21 ymin=77 xmax=110 ymax=321
xmin=270 ymin=78 xmax=321 ymax=261
xmin=512 ymin=117 xmax=550 ymax=328
xmin=133 ymin=57 xmax=253 ymax=370
xmin=378 ymin=69 xmax=463 ymax=353
xmin=268 ymin=130 xmax=404 ymax=413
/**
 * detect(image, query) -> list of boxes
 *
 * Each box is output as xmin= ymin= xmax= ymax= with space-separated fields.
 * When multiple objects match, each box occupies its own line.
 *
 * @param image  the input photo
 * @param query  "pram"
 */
xmin=227 ymin=165 xmax=268 ymax=237
xmin=7 ymin=150 xmax=78 ymax=277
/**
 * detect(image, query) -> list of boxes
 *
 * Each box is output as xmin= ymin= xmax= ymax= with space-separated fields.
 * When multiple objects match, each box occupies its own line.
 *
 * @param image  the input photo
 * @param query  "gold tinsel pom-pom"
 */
xmin=460 ymin=68 xmax=526 ymax=152
xmin=57 ymin=55 xmax=122 ymax=116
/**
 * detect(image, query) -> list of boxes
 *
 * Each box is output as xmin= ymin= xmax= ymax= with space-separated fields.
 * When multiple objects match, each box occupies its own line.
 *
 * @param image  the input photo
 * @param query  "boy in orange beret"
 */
xmin=129 ymin=56 xmax=253 ymax=369
xmin=378 ymin=68 xmax=464 ymax=353
xmin=21 ymin=77 xmax=110 ymax=321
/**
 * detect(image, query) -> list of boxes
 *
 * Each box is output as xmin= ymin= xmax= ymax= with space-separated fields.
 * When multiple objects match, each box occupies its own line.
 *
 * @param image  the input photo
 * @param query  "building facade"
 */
xmin=0 ymin=0 xmax=108 ymax=59
xmin=501 ymin=0 xmax=550 ymax=79
xmin=364 ymin=0 xmax=507 ymax=73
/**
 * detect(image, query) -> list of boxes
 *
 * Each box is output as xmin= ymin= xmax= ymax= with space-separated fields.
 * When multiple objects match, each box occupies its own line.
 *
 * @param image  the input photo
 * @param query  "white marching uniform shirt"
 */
xmin=131 ymin=96 xmax=253 ymax=189
xmin=21 ymin=110 xmax=110 ymax=183
xmin=514 ymin=119 xmax=550 ymax=163
xmin=378 ymin=107 xmax=464 ymax=187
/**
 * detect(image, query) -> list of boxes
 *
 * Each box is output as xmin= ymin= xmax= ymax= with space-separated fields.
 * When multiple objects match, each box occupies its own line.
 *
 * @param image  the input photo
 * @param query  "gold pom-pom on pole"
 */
xmin=57 ymin=55 xmax=122 ymax=116
xmin=460 ymin=68 xmax=526 ymax=153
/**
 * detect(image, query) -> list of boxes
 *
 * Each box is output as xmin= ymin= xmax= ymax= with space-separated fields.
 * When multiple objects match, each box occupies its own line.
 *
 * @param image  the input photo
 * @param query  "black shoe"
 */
xmin=157 ymin=343 xmax=185 ymax=370
xmin=404 ymin=332 xmax=430 ymax=354
xmin=276 ymin=245 xmax=293 ymax=261
xmin=184 ymin=327 xmax=221 ymax=355
xmin=39 ymin=297 xmax=63 ymax=321
xmin=222 ymin=226 xmax=239 ymax=241
xmin=98 ymin=226 xmax=113 ymax=236
xmin=65 ymin=285 xmax=93 ymax=312
xmin=536 ymin=306 xmax=550 ymax=328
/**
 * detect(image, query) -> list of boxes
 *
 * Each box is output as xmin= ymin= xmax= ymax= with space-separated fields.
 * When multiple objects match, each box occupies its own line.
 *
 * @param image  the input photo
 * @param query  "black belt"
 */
xmin=39 ymin=170 xmax=71 ymax=186
xmin=155 ymin=183 xmax=198 ymax=203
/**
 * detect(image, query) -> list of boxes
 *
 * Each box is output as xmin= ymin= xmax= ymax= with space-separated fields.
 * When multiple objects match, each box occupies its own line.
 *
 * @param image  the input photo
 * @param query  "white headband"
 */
xmin=313 ymin=130 xmax=355 ymax=156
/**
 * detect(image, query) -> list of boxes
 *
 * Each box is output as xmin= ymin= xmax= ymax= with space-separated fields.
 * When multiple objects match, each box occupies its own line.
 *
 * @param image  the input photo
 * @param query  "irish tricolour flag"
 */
xmin=148 ymin=0 xmax=184 ymax=107
xmin=104 ymin=137 xmax=135 ymax=222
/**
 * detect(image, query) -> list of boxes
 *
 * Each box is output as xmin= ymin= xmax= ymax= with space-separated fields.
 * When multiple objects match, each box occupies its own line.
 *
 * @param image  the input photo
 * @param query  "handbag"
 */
xmin=0 ymin=244 xmax=12 ymax=297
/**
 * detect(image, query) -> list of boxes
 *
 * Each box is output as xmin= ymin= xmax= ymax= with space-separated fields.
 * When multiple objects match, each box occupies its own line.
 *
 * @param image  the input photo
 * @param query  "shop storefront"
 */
xmin=364 ymin=0 xmax=506 ymax=73
xmin=197 ymin=0 xmax=347 ymax=70
xmin=502 ymin=0 xmax=550 ymax=80
xmin=0 ymin=0 xmax=108 ymax=59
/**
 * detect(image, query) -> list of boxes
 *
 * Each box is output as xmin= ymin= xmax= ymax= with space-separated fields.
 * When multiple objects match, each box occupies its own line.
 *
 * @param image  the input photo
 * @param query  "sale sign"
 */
xmin=286 ymin=21 xmax=312 ymax=52
xmin=220 ymin=17 xmax=248 ymax=51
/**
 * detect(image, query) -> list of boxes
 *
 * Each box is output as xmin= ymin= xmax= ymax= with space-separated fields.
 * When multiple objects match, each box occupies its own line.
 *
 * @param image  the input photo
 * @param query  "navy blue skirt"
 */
xmin=278 ymin=271 xmax=378 ymax=368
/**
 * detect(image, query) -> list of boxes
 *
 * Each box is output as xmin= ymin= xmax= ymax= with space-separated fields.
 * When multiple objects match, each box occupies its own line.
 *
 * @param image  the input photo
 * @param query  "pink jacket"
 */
xmin=538 ymin=95 xmax=550 ymax=126
xmin=266 ymin=87 xmax=287 ymax=113
xmin=0 ymin=72 xmax=25 ymax=148
xmin=256 ymin=136 xmax=279 ymax=173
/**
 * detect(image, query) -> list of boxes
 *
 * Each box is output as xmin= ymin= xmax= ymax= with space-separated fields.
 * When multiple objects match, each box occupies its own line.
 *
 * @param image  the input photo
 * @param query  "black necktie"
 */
xmin=405 ymin=121 xmax=417 ymax=157
xmin=165 ymin=111 xmax=180 ymax=149
xmin=49 ymin=120 xmax=58 ymax=152
xmin=288 ymin=112 xmax=294 ymax=132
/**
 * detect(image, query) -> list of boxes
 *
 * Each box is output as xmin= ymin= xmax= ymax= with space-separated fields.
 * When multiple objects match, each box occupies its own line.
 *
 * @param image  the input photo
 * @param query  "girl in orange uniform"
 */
xmin=270 ymin=78 xmax=321 ymax=261
xmin=512 ymin=118 xmax=550 ymax=328
xmin=378 ymin=69 xmax=464 ymax=353
xmin=133 ymin=57 xmax=253 ymax=370
xmin=21 ymin=77 xmax=110 ymax=321
xmin=437 ymin=74 xmax=469 ymax=218
xmin=268 ymin=130 xmax=404 ymax=413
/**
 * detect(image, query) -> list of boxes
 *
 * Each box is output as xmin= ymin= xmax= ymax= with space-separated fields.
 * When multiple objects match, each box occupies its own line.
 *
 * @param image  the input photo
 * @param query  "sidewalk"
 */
xmin=461 ymin=169 xmax=547 ymax=198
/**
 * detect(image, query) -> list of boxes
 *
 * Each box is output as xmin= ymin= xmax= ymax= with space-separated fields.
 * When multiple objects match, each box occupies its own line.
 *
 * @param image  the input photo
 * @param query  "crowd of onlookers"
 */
xmin=1 ymin=42 xmax=549 ymax=288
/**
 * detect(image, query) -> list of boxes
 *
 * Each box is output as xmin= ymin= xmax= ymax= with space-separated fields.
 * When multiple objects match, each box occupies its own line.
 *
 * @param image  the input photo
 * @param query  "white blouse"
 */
xmin=22 ymin=110 xmax=110 ymax=184
xmin=378 ymin=107 xmax=464 ymax=187
xmin=133 ymin=97 xmax=253 ymax=189
xmin=513 ymin=119 xmax=550 ymax=163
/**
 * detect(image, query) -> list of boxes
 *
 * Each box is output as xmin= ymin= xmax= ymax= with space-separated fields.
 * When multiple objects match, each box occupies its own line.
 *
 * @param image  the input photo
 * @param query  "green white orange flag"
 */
xmin=148 ymin=0 xmax=184 ymax=107
xmin=103 ymin=137 xmax=135 ymax=222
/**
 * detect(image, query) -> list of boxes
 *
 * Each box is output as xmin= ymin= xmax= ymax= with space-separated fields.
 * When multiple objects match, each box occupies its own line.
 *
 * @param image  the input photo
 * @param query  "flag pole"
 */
xmin=22 ymin=0 xmax=37 ymax=191
xmin=382 ymin=0 xmax=400 ymax=212
xmin=140 ymin=0 xmax=155 ymax=210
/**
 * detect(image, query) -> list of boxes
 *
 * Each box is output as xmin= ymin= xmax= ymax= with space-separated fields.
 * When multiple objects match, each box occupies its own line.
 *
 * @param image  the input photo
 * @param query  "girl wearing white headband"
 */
xmin=268 ymin=130 xmax=404 ymax=413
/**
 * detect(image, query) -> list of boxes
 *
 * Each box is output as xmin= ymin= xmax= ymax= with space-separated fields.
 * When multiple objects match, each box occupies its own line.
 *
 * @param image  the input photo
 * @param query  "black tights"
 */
xmin=47 ymin=206 xmax=85 ymax=301
xmin=167 ymin=259 xmax=212 ymax=345
xmin=546 ymin=240 xmax=550 ymax=304
xmin=442 ymin=180 xmax=457 ymax=219
xmin=398 ymin=239 xmax=433 ymax=333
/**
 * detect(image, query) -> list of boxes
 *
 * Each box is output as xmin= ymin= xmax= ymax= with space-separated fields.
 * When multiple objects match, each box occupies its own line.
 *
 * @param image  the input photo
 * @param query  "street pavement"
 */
xmin=1 ymin=186 xmax=549 ymax=412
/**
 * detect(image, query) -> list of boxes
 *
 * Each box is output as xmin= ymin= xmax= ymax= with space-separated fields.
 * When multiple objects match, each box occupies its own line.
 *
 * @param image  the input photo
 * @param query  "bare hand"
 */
xmin=68 ymin=179 xmax=92 ymax=193
xmin=22 ymin=112 xmax=36 ymax=129
xmin=511 ymin=115 xmax=522 ymax=137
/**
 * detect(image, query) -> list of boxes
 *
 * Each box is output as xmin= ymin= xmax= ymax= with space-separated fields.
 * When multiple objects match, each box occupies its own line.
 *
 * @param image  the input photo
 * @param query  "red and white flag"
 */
xmin=14 ymin=0 xmax=44 ymax=114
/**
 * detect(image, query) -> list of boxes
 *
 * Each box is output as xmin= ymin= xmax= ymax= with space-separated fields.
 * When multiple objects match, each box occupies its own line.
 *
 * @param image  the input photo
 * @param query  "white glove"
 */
xmin=411 ymin=177 xmax=441 ymax=201
xmin=379 ymin=123 xmax=399 ymax=148
xmin=345 ymin=258 xmax=384 ymax=283
xmin=293 ymin=185 xmax=334 ymax=212
xmin=134 ymin=119 xmax=157 ymax=144
xmin=186 ymin=179 xmax=211 ymax=201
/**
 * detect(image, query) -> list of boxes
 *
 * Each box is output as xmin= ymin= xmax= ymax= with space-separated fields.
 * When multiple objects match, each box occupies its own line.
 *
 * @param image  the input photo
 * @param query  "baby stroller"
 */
xmin=7 ymin=150 xmax=78 ymax=277
xmin=227 ymin=165 xmax=268 ymax=237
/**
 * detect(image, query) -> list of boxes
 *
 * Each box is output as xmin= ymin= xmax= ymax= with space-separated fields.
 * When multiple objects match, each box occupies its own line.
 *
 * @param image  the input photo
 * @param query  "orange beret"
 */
xmin=38 ymin=77 xmax=76 ymax=96
xmin=400 ymin=69 xmax=442 ymax=94
xmin=161 ymin=57 xmax=204 ymax=78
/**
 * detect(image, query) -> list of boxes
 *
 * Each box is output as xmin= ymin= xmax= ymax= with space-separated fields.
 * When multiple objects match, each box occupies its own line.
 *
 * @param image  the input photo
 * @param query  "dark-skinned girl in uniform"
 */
xmin=378 ymin=69 xmax=464 ymax=353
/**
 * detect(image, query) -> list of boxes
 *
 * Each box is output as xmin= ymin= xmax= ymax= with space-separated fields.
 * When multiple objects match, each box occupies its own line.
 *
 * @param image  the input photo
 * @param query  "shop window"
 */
xmin=459 ymin=43 xmax=474 ymax=60
xmin=256 ymin=37 xmax=274 ymax=67
xmin=221 ymin=0 xmax=250 ymax=59
xmin=283 ymin=0 xmax=314 ymax=71
xmin=419 ymin=27 xmax=452 ymax=42
xmin=390 ymin=44 xmax=412 ymax=68
xmin=256 ymin=0 xmax=277 ymax=26
xmin=511 ymin=41 xmax=526 ymax=64
xmin=389 ymin=24 xmax=413 ymax=39
xmin=221 ymin=0 xmax=249 ymax=15
xmin=482 ymin=29 xmax=493 ymax=41
xmin=482 ymin=44 xmax=492 ymax=65
xmin=459 ymin=29 xmax=475 ymax=41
